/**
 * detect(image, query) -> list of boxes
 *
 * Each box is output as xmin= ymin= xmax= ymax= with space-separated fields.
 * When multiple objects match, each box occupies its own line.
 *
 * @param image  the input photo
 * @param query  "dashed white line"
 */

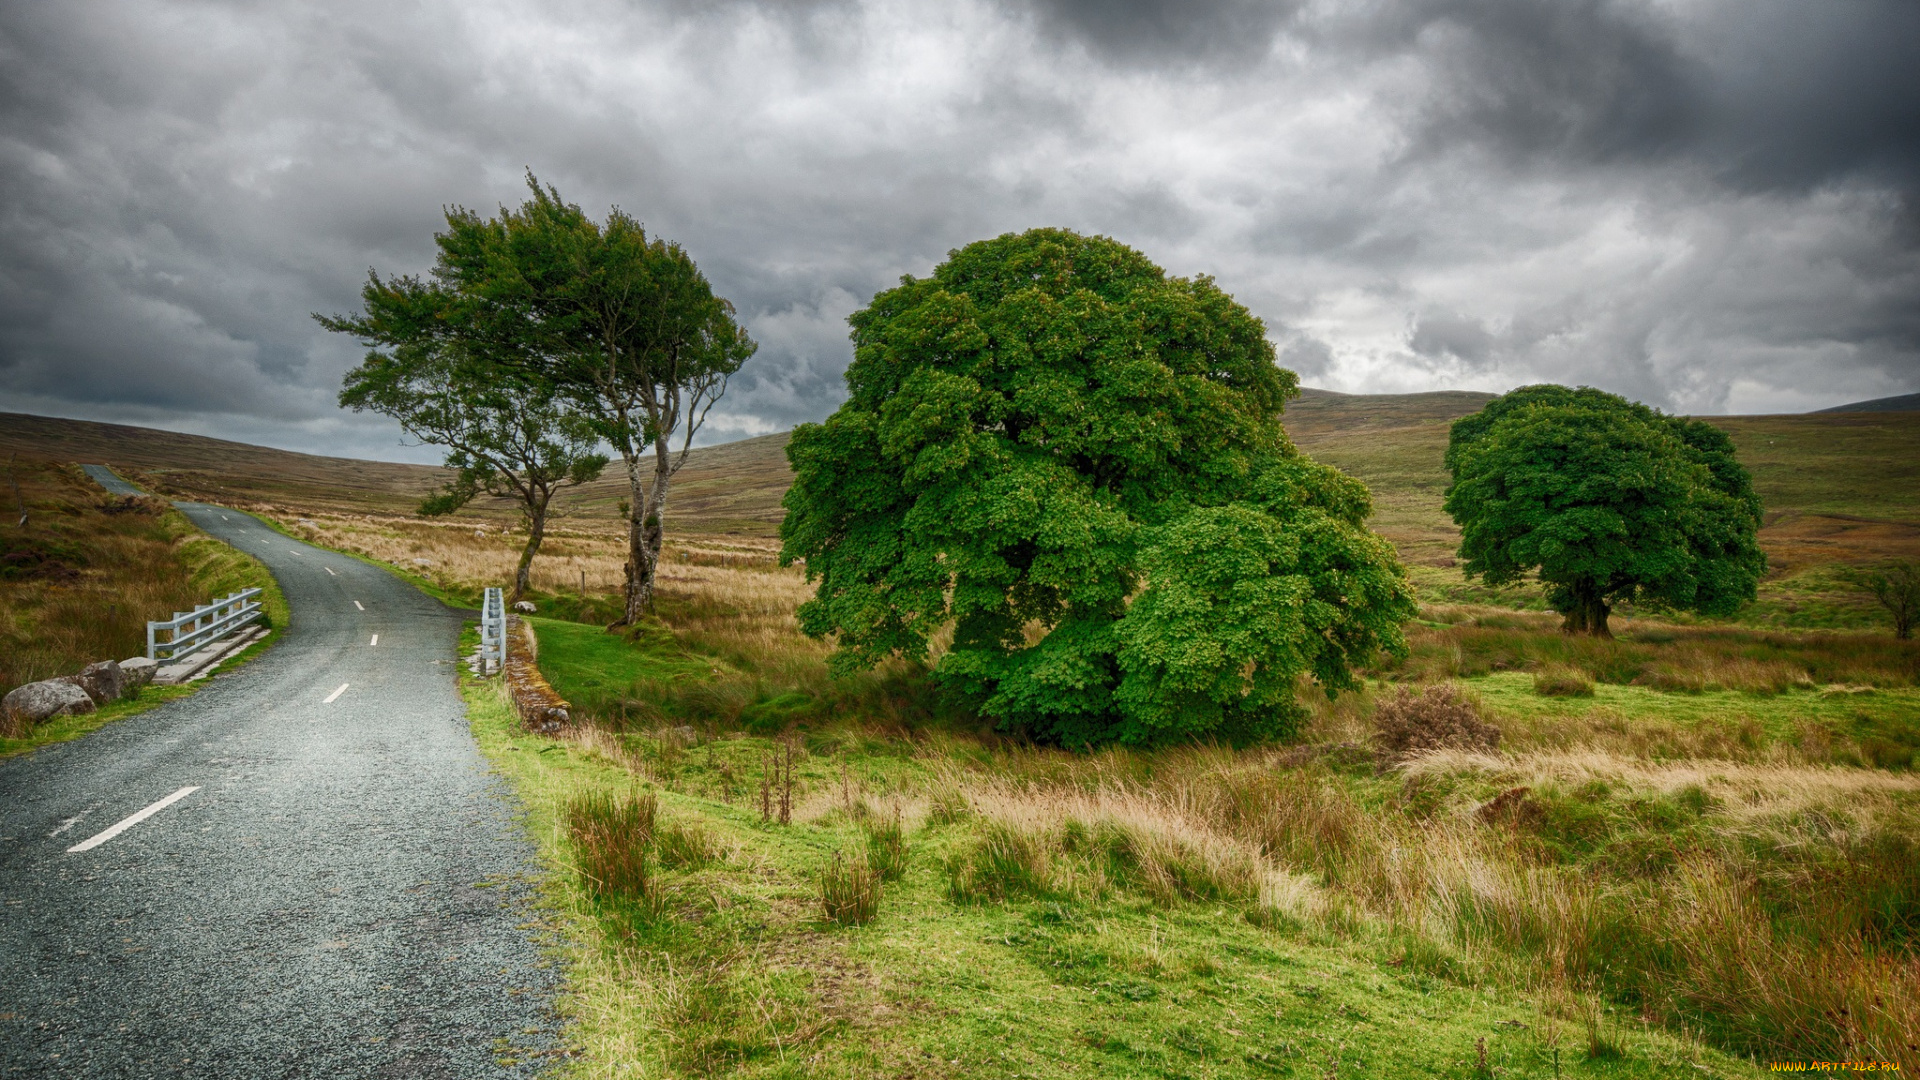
xmin=66 ymin=787 xmax=199 ymax=853
xmin=324 ymin=567 xmax=335 ymax=576
xmin=353 ymin=600 xmax=364 ymax=610
xmin=49 ymin=806 xmax=98 ymax=837
xmin=369 ymin=634 xmax=379 ymax=647
xmin=324 ymin=683 xmax=349 ymax=703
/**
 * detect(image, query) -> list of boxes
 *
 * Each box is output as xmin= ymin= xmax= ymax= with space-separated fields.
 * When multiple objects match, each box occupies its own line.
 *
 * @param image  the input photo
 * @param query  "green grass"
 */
xmin=1466 ymin=670 xmax=1920 ymax=744
xmin=1714 ymin=414 xmax=1920 ymax=525
xmin=463 ymin=623 xmax=1769 ymax=1078
xmin=527 ymin=615 xmax=720 ymax=715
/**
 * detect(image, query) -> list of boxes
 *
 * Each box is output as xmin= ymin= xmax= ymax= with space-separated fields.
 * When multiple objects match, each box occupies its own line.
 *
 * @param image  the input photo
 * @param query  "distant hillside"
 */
xmin=1814 ymin=391 xmax=1920 ymax=413
xmin=0 ymin=413 xmax=792 ymax=532
xmin=1281 ymin=389 xmax=1497 ymax=564
xmin=6 ymin=393 xmax=1917 ymax=573
xmin=0 ymin=413 xmax=453 ymax=517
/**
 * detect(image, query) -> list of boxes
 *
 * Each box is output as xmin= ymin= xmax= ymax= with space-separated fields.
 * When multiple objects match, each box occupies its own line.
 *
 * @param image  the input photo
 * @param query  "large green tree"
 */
xmin=328 ymin=176 xmax=755 ymax=624
xmin=1443 ymin=385 xmax=1765 ymax=636
xmin=779 ymin=229 xmax=1415 ymax=746
xmin=325 ymin=276 xmax=607 ymax=602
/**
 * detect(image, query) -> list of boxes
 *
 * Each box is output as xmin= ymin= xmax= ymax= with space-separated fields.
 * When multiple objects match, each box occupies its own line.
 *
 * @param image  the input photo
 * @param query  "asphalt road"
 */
xmin=1 ymin=472 xmax=561 ymax=1077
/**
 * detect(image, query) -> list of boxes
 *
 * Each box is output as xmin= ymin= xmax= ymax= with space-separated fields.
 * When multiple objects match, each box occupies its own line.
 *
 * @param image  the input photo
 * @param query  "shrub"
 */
xmin=655 ymin=818 xmax=724 ymax=869
xmin=568 ymin=788 xmax=656 ymax=899
xmin=1532 ymin=665 xmax=1595 ymax=697
xmin=1369 ymin=684 xmax=1501 ymax=761
xmin=820 ymin=850 xmax=881 ymax=925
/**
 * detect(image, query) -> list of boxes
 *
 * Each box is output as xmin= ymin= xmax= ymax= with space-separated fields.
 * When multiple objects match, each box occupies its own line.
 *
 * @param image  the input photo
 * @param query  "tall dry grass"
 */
xmin=927 ymin=738 xmax=1920 ymax=1065
xmin=269 ymin=508 xmax=787 ymax=604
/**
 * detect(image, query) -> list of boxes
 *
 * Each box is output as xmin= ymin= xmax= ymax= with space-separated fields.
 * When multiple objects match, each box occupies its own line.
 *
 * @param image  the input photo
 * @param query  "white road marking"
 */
xmin=353 ymin=601 xmax=364 ymax=611
xmin=222 ymin=515 xmax=230 ymax=521
xmin=324 ymin=683 xmax=349 ymax=703
xmin=66 ymin=788 xmax=199 ymax=853
xmin=369 ymin=634 xmax=378 ymax=647
xmin=325 ymin=567 xmax=335 ymax=576
xmin=49 ymin=805 xmax=98 ymax=837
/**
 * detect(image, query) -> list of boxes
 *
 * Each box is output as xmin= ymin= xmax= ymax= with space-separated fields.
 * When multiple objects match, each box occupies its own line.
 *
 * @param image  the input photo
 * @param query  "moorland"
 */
xmin=4 ymin=394 xmax=1918 ymax=1076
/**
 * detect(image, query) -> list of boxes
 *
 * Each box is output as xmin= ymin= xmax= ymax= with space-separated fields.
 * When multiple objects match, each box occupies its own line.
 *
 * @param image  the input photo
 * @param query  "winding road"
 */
xmin=1 ymin=470 xmax=560 ymax=1077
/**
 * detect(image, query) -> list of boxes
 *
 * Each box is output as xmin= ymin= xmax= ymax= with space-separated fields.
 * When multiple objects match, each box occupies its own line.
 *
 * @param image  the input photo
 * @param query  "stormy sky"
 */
xmin=2 ymin=0 xmax=1916 ymax=462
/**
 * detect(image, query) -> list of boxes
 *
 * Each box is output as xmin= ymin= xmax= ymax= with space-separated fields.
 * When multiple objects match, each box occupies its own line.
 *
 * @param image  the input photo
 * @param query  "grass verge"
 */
xmin=463 ymin=625 xmax=1772 ymax=1078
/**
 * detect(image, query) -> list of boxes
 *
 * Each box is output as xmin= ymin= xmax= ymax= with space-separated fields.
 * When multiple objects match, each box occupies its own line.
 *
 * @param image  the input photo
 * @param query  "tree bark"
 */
xmin=1559 ymin=582 xmax=1612 ymax=637
xmin=618 ymin=450 xmax=649 ymax=625
xmin=511 ymin=488 xmax=551 ymax=604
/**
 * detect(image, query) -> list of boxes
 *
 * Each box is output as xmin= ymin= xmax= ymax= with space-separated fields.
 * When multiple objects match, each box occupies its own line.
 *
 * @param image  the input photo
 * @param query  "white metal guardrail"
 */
xmin=478 ymin=587 xmax=506 ymax=674
xmin=147 ymin=588 xmax=263 ymax=661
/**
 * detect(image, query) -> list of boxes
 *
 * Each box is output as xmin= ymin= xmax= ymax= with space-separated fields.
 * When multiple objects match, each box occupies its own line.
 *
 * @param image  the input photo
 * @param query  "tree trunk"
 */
xmin=1587 ymin=595 xmax=1612 ymax=638
xmin=618 ymin=451 xmax=648 ymax=626
xmin=511 ymin=490 xmax=551 ymax=604
xmin=1559 ymin=582 xmax=1612 ymax=638
xmin=617 ymin=436 xmax=676 ymax=626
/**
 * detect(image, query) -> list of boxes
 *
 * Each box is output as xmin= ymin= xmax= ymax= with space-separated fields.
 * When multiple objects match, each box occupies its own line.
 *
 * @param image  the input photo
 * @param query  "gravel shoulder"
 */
xmin=0 ymin=484 xmax=562 ymax=1078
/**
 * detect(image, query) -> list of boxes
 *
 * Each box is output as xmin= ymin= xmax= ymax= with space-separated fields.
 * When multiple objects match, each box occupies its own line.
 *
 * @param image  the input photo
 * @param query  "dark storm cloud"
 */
xmin=1 ymin=0 xmax=1917 ymax=461
xmin=1390 ymin=0 xmax=1702 ymax=165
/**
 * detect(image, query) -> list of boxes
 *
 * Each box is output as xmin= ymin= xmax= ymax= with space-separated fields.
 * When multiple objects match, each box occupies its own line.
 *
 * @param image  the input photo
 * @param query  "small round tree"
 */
xmin=779 ymin=229 xmax=1415 ymax=746
xmin=1443 ymin=385 xmax=1765 ymax=636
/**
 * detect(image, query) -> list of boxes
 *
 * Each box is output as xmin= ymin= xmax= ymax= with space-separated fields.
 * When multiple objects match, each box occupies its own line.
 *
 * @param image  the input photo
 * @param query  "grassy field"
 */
xmin=442 ymin=529 xmax=1916 ymax=1075
xmin=19 ymin=392 xmax=1913 ymax=631
xmin=0 ymin=453 xmax=288 ymax=753
xmin=469 ymin=673 xmax=1775 ymax=1079
xmin=475 ymin=588 xmax=1920 ymax=1075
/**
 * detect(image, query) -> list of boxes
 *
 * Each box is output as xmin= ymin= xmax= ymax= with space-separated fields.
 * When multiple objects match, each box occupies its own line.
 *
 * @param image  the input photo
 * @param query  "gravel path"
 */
xmin=1 ymin=473 xmax=562 ymax=1077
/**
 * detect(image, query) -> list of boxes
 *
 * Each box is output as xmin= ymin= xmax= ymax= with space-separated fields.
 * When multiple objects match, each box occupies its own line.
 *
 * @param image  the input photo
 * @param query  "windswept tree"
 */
xmin=1851 ymin=561 xmax=1918 ymax=639
xmin=1443 ymin=385 xmax=1765 ymax=636
xmin=779 ymin=229 xmax=1415 ymax=747
xmin=429 ymin=178 xmax=755 ymax=625
xmin=322 ymin=276 xmax=607 ymax=602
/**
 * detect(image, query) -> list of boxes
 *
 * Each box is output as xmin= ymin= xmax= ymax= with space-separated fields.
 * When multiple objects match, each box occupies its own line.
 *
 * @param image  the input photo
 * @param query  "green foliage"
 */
xmin=325 ymin=294 xmax=609 ymax=598
xmin=819 ymin=849 xmax=882 ymax=925
xmin=780 ymin=229 xmax=1415 ymax=745
xmin=1444 ymin=385 xmax=1765 ymax=635
xmin=321 ymin=173 xmax=754 ymax=622
xmin=864 ymin=812 xmax=910 ymax=881
xmin=738 ymin=690 xmax=818 ymax=734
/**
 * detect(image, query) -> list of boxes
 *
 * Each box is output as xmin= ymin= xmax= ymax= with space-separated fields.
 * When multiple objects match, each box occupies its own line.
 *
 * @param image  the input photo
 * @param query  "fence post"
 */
xmin=479 ymin=587 xmax=505 ymax=676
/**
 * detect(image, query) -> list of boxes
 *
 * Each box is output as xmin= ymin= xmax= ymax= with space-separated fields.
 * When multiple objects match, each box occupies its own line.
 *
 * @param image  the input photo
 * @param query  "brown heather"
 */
xmin=2 ymin=456 xmax=271 ymax=702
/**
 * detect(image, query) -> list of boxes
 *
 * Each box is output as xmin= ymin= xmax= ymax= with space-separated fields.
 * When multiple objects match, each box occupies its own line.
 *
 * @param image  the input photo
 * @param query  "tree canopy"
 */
xmin=779 ymin=228 xmax=1415 ymax=746
xmin=1443 ymin=384 xmax=1765 ymax=635
xmin=325 ymin=175 xmax=754 ymax=623
xmin=325 ymin=276 xmax=607 ymax=601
